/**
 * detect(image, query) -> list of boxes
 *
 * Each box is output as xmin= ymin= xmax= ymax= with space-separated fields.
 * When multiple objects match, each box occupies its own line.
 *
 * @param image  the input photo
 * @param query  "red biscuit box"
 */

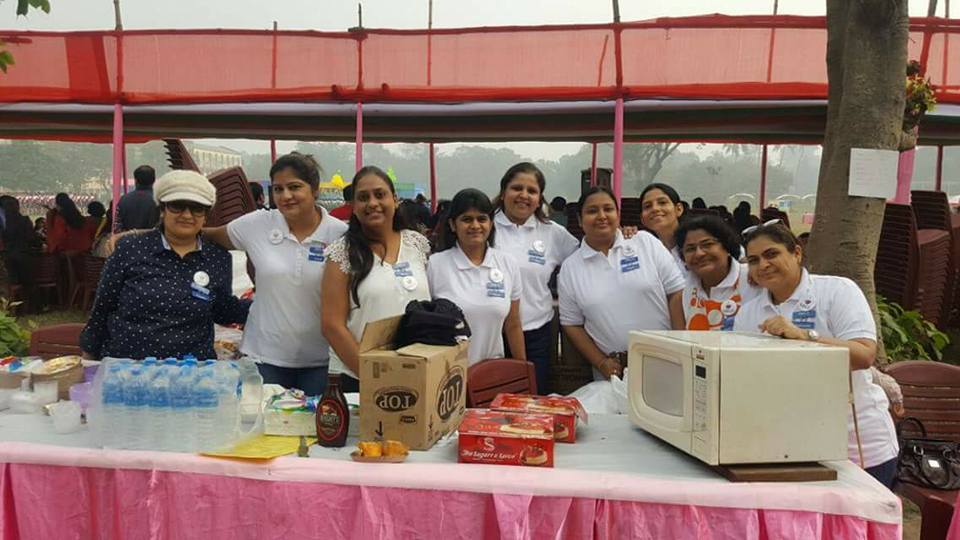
xmin=489 ymin=393 xmax=587 ymax=443
xmin=458 ymin=409 xmax=555 ymax=467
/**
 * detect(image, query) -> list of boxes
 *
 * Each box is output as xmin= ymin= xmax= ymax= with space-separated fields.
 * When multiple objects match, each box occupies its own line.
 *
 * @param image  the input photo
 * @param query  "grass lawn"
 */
xmin=17 ymin=309 xmax=88 ymax=329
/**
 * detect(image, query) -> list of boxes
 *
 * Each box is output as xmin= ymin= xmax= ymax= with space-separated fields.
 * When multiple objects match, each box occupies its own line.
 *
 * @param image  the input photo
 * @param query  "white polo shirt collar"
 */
xmin=273 ymin=206 xmax=333 ymax=244
xmin=494 ymin=210 xmax=537 ymax=229
xmin=759 ymin=268 xmax=814 ymax=313
xmin=580 ymin=231 xmax=625 ymax=261
xmin=452 ymin=244 xmax=497 ymax=270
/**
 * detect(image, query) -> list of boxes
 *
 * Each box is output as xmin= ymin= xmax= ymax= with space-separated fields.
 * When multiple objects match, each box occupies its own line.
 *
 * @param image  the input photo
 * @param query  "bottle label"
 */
xmin=317 ymin=400 xmax=346 ymax=441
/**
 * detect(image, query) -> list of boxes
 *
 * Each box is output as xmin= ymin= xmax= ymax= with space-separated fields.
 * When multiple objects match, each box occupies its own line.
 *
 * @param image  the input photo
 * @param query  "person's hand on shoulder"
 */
xmin=106 ymin=229 xmax=148 ymax=257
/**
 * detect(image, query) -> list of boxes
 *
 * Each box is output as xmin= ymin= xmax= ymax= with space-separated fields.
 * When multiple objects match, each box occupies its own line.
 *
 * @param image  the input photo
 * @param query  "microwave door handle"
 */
xmin=683 ymin=350 xmax=696 ymax=432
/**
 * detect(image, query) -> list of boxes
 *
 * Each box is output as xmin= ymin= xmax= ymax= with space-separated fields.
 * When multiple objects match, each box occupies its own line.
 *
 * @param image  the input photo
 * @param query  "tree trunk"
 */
xmin=806 ymin=0 xmax=909 ymax=365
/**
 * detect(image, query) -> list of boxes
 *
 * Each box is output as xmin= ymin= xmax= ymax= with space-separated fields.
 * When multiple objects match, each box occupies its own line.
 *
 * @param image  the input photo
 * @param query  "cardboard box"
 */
xmin=489 ymin=393 xmax=588 ymax=443
xmin=358 ymin=316 xmax=469 ymax=451
xmin=458 ymin=409 xmax=555 ymax=467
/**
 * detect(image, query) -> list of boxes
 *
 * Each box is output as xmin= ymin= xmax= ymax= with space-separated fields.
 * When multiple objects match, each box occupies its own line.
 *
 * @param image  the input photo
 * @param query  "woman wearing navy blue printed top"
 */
xmin=80 ymin=170 xmax=249 ymax=360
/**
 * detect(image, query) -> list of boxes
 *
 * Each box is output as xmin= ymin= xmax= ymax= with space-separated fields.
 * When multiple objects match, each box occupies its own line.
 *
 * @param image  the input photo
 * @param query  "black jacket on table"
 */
xmin=80 ymin=229 xmax=250 ymax=360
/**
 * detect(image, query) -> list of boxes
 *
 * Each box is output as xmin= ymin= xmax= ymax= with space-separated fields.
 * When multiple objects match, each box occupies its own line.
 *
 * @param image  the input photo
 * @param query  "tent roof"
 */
xmin=0 ymin=15 xmax=957 ymax=143
xmin=1 ymin=100 xmax=959 ymax=145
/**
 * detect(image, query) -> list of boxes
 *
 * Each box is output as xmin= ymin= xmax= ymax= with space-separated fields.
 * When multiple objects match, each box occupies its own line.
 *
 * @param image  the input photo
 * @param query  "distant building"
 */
xmin=191 ymin=144 xmax=242 ymax=175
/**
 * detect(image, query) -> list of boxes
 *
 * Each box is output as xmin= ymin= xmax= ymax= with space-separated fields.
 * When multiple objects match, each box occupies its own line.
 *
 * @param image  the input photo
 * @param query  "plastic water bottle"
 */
xmin=193 ymin=367 xmax=220 ymax=452
xmin=212 ymin=361 xmax=240 ymax=448
xmin=170 ymin=358 xmax=198 ymax=452
xmin=100 ymin=362 xmax=128 ymax=449
xmin=146 ymin=359 xmax=176 ymax=451
xmin=238 ymin=359 xmax=263 ymax=424
xmin=123 ymin=364 xmax=149 ymax=450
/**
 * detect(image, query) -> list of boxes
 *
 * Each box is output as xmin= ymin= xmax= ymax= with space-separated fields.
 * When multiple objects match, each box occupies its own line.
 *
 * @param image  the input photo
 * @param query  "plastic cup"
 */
xmin=69 ymin=382 xmax=93 ymax=412
xmin=50 ymin=401 xmax=83 ymax=434
xmin=33 ymin=380 xmax=59 ymax=405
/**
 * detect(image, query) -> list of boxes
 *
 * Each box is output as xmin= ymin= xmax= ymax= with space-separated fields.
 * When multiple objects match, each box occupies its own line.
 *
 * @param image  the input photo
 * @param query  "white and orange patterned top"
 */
xmin=682 ymin=259 xmax=760 ymax=331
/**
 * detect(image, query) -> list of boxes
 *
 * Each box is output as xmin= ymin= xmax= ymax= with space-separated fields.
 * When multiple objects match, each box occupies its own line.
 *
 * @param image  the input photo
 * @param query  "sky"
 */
xmin=0 ymin=0 xmax=947 ymax=160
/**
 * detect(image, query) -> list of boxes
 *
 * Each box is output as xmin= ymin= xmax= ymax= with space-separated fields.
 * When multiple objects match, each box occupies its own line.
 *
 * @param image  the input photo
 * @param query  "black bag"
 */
xmin=895 ymin=417 xmax=960 ymax=490
xmin=393 ymin=298 xmax=471 ymax=349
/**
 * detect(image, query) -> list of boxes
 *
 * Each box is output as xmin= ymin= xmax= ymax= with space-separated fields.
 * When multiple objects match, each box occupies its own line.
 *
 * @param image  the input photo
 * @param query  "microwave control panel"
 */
xmin=693 ymin=361 xmax=708 ymax=432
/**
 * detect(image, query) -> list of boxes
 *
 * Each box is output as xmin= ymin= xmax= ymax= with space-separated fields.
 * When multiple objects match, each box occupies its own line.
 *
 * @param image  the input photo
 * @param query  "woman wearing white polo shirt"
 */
xmin=202 ymin=152 xmax=348 ymax=395
xmin=493 ymin=162 xmax=579 ymax=392
xmin=640 ymin=182 xmax=687 ymax=277
xmin=428 ymin=189 xmax=525 ymax=365
xmin=321 ymin=166 xmax=431 ymax=392
xmin=559 ymin=186 xmax=685 ymax=381
xmin=732 ymin=222 xmax=899 ymax=488
xmin=675 ymin=215 xmax=759 ymax=330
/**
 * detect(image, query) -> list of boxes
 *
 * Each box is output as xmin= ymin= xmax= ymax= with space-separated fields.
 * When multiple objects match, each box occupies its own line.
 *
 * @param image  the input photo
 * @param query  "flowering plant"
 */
xmin=903 ymin=60 xmax=937 ymax=132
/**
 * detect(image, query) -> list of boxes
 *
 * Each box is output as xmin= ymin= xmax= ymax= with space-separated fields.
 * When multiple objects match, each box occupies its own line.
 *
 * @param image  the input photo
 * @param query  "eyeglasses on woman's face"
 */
xmin=164 ymin=200 xmax=210 ymax=217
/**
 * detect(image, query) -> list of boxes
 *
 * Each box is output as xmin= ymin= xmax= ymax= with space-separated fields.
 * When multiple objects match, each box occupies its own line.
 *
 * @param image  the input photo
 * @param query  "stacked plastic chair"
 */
xmin=875 ymin=203 xmax=921 ymax=312
xmin=911 ymin=190 xmax=957 ymax=326
xmin=565 ymin=203 xmax=583 ymax=240
xmin=620 ymin=197 xmax=643 ymax=229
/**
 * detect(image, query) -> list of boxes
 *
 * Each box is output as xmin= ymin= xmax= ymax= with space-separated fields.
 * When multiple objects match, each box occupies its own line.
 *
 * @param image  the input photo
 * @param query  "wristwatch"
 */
xmin=805 ymin=329 xmax=820 ymax=342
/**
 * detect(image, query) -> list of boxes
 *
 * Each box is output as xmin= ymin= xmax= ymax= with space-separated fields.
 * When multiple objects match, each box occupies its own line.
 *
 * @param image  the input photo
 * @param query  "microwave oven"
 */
xmin=627 ymin=330 xmax=849 ymax=466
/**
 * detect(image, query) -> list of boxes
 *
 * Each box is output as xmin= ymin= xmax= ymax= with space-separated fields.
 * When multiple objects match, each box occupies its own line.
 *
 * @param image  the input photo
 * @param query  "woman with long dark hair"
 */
xmin=428 ymin=188 xmax=525 ymax=365
xmin=492 ymin=162 xmax=579 ymax=393
xmin=46 ymin=192 xmax=94 ymax=253
xmin=640 ymin=182 xmax=686 ymax=276
xmin=321 ymin=166 xmax=430 ymax=392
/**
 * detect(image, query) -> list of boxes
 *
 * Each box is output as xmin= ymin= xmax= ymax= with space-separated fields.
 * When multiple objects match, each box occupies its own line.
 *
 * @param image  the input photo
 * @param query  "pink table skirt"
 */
xmin=0 ymin=460 xmax=900 ymax=540
xmin=949 ymin=502 xmax=960 ymax=540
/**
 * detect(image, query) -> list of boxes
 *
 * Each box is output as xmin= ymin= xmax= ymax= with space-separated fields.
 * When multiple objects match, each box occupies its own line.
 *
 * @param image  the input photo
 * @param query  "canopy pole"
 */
xmin=355 ymin=102 xmax=363 ymax=171
xmin=270 ymin=21 xmax=278 ymax=166
xmin=590 ymin=143 xmax=598 ymax=187
xmin=111 ymin=104 xmax=125 ymax=230
xmin=429 ymin=142 xmax=438 ymax=213
xmin=613 ymin=98 xmax=624 ymax=204
xmin=759 ymin=144 xmax=768 ymax=209
xmin=936 ymin=144 xmax=944 ymax=192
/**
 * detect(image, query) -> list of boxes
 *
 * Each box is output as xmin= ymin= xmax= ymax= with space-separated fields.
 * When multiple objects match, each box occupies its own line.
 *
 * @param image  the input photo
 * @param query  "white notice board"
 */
xmin=848 ymin=148 xmax=899 ymax=199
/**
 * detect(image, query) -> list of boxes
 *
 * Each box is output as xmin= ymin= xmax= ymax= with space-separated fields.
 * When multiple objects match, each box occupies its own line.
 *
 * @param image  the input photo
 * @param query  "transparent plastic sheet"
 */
xmin=86 ymin=357 xmax=264 ymax=452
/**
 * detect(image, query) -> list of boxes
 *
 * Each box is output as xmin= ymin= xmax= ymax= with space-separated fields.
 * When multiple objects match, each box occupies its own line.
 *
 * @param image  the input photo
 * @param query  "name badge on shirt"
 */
xmin=394 ymin=261 xmax=413 ymax=277
xmin=308 ymin=245 xmax=325 ymax=262
xmin=792 ymin=309 xmax=817 ymax=330
xmin=620 ymin=256 xmax=640 ymax=273
xmin=486 ymin=281 xmax=506 ymax=298
xmin=527 ymin=250 xmax=546 ymax=266
xmin=191 ymin=282 xmax=211 ymax=302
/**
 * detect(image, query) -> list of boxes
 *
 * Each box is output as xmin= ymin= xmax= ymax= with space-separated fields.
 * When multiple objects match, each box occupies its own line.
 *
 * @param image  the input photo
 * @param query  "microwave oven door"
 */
xmin=627 ymin=332 xmax=697 ymax=454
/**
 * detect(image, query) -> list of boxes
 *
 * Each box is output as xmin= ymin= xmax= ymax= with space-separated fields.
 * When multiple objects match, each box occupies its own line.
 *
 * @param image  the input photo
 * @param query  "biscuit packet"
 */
xmin=458 ymin=409 xmax=554 ymax=467
xmin=489 ymin=393 xmax=587 ymax=443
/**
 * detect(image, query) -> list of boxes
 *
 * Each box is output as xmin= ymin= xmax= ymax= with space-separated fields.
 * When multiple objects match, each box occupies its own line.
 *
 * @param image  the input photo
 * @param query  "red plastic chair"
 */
xmin=466 ymin=358 xmax=537 ymax=408
xmin=886 ymin=361 xmax=960 ymax=540
xmin=28 ymin=323 xmax=85 ymax=359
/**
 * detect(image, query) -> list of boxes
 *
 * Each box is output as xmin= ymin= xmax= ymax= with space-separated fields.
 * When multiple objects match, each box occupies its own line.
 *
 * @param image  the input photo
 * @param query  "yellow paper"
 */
xmin=202 ymin=435 xmax=316 ymax=460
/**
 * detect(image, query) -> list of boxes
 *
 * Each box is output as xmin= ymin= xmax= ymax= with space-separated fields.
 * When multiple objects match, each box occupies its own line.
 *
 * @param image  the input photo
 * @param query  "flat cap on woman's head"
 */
xmin=153 ymin=170 xmax=216 ymax=207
